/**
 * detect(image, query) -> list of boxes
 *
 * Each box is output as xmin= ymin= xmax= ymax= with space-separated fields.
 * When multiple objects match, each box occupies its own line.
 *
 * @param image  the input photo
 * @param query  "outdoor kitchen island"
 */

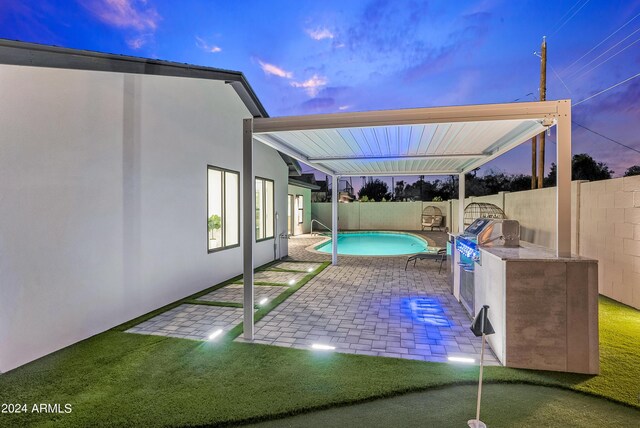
xmin=451 ymin=224 xmax=599 ymax=375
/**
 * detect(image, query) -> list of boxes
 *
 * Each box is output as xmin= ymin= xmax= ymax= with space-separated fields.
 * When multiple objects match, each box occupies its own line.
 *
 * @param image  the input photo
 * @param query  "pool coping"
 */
xmin=305 ymin=230 xmax=440 ymax=257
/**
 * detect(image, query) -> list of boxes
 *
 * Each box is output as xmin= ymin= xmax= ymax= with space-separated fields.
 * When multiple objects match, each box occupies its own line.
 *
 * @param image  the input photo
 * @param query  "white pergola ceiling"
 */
xmin=253 ymin=100 xmax=562 ymax=177
xmin=255 ymin=120 xmax=545 ymax=176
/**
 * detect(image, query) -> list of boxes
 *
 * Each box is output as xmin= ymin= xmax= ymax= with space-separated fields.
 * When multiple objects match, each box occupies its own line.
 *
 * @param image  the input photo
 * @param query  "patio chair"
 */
xmin=422 ymin=214 xmax=443 ymax=231
xmin=405 ymin=248 xmax=447 ymax=273
xmin=421 ymin=206 xmax=444 ymax=231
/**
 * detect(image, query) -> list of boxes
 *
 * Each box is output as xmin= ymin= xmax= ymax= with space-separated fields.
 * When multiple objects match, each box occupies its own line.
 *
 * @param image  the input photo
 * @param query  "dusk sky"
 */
xmin=2 ymin=0 xmax=639 ymax=188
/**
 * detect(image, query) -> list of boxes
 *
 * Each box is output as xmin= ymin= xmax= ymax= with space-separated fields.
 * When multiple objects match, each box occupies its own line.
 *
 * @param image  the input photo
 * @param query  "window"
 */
xmin=296 ymin=195 xmax=304 ymax=224
xmin=256 ymin=177 xmax=274 ymax=241
xmin=208 ymin=166 xmax=239 ymax=252
xmin=287 ymin=194 xmax=293 ymax=235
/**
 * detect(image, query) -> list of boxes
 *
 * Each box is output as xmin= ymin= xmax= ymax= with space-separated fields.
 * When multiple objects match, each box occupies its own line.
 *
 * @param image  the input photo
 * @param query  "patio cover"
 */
xmin=242 ymin=100 xmax=572 ymax=340
xmin=252 ymin=100 xmax=563 ymax=177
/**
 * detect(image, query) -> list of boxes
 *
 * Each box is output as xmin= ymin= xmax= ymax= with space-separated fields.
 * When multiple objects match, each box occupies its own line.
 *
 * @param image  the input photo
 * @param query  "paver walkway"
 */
xmin=126 ymin=260 xmax=324 ymax=341
xmin=198 ymin=284 xmax=284 ymax=305
xmin=235 ymin=270 xmax=308 ymax=285
xmin=127 ymin=304 xmax=244 ymax=340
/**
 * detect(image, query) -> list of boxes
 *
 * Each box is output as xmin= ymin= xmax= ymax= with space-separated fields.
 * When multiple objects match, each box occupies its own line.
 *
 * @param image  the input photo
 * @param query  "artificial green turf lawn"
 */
xmin=0 ymin=297 xmax=637 ymax=427
xmin=248 ymin=384 xmax=640 ymax=428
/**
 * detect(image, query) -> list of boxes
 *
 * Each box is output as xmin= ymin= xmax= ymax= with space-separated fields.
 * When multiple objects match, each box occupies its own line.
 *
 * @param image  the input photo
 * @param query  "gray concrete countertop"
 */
xmin=480 ymin=241 xmax=596 ymax=262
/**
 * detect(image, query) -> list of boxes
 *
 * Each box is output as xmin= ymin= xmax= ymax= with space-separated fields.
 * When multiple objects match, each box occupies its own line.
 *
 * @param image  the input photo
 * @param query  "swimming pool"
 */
xmin=315 ymin=232 xmax=429 ymax=256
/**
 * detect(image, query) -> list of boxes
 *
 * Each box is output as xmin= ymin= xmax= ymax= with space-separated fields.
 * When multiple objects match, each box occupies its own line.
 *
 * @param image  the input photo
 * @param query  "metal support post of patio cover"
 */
xmin=458 ymin=172 xmax=465 ymax=234
xmin=556 ymin=100 xmax=572 ymax=258
xmin=332 ymin=175 xmax=338 ymax=265
xmin=243 ymin=118 xmax=254 ymax=340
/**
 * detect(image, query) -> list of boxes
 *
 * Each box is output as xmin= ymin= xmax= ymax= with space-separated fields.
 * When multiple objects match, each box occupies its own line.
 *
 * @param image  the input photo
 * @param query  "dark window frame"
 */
xmin=207 ymin=165 xmax=240 ymax=253
xmin=255 ymin=176 xmax=275 ymax=242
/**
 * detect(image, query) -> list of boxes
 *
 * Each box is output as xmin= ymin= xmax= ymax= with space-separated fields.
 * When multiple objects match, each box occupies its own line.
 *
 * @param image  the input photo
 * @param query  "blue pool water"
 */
xmin=315 ymin=232 xmax=429 ymax=256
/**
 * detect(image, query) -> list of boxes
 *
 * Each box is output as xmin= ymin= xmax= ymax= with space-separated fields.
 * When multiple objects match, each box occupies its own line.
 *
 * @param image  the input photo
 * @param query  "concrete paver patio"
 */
xmin=236 ymin=234 xmax=499 ymax=365
xmin=126 ymin=232 xmax=498 ymax=365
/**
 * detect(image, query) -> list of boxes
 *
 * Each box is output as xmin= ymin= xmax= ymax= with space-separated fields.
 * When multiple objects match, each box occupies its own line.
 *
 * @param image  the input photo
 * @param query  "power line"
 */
xmin=549 ymin=63 xmax=572 ymax=95
xmin=572 ymin=71 xmax=640 ymax=106
xmin=573 ymin=121 xmax=640 ymax=155
xmin=545 ymin=123 xmax=640 ymax=156
xmin=536 ymin=56 xmax=639 ymax=157
xmin=567 ymin=24 xmax=640 ymax=77
xmin=551 ymin=0 xmax=591 ymax=37
xmin=572 ymin=35 xmax=640 ymax=80
xmin=563 ymin=11 xmax=640 ymax=73
xmin=512 ymin=92 xmax=536 ymax=102
xmin=545 ymin=65 xmax=640 ymax=155
xmin=554 ymin=0 xmax=585 ymax=26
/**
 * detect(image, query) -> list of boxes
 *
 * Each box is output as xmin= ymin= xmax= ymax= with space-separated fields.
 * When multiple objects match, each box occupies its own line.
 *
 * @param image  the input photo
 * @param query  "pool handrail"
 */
xmin=311 ymin=219 xmax=332 ymax=236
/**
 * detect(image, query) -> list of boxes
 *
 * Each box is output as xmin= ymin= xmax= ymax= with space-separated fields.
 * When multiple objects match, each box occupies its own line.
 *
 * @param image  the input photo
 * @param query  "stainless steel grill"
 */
xmin=455 ymin=218 xmax=520 ymax=314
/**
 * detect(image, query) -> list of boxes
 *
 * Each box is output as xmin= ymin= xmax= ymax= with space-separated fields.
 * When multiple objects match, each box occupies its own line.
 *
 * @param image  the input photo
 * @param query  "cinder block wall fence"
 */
xmin=311 ymin=175 xmax=640 ymax=309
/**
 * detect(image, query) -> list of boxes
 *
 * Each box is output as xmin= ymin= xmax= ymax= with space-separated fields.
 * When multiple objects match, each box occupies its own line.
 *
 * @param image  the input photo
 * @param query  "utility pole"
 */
xmin=391 ymin=176 xmax=395 ymax=199
xmin=531 ymin=136 xmax=537 ymax=189
xmin=537 ymin=36 xmax=547 ymax=188
xmin=325 ymin=174 xmax=329 ymax=201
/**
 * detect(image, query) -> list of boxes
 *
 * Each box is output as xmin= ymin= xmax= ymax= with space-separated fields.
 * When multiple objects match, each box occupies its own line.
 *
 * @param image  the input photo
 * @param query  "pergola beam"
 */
xmin=252 ymin=134 xmax=336 ymax=176
xmin=307 ymin=153 xmax=485 ymax=162
xmin=339 ymin=170 xmax=460 ymax=177
xmin=253 ymin=100 xmax=561 ymax=133
xmin=461 ymin=122 xmax=550 ymax=173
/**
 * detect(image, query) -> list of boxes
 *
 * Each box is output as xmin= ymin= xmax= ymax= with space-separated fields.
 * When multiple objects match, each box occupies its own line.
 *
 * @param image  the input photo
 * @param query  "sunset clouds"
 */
xmin=81 ymin=0 xmax=159 ymax=31
xmin=257 ymin=59 xmax=293 ymax=78
xmin=80 ymin=0 xmax=160 ymax=49
xmin=2 ymin=0 xmax=637 ymax=175
xmin=306 ymin=27 xmax=334 ymax=40
xmin=290 ymin=74 xmax=328 ymax=97
xmin=195 ymin=36 xmax=221 ymax=53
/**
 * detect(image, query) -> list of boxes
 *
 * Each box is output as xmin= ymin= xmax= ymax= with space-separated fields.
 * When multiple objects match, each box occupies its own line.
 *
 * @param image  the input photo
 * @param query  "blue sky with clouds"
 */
xmin=1 ymin=0 xmax=639 ymax=184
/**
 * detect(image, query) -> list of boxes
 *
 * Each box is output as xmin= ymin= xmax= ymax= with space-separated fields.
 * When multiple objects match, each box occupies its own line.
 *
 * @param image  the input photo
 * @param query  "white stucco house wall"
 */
xmin=0 ymin=40 xmax=290 ymax=373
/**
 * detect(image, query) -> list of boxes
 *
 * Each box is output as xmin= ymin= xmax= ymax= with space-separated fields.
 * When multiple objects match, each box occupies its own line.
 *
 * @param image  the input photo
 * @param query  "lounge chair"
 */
xmin=405 ymin=248 xmax=447 ymax=273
